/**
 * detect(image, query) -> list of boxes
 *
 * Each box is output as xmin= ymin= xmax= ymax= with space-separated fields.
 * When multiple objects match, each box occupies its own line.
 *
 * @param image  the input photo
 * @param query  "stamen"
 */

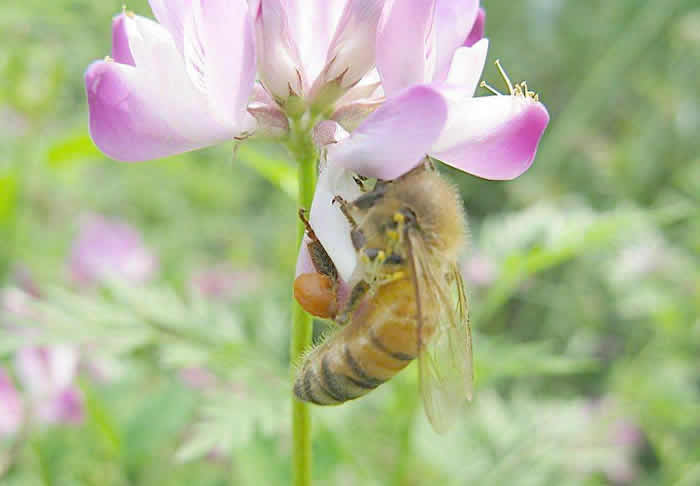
xmin=483 ymin=61 xmax=541 ymax=101
xmin=495 ymin=59 xmax=514 ymax=96
xmin=104 ymin=55 xmax=114 ymax=62
xmin=479 ymin=80 xmax=502 ymax=96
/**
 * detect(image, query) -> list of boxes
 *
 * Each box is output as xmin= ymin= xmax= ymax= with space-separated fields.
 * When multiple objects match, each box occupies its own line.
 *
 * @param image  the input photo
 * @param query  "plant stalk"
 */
xmin=289 ymin=126 xmax=317 ymax=486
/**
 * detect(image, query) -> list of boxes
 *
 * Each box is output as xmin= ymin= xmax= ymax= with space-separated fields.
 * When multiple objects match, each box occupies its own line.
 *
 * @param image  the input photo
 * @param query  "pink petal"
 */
xmin=312 ymin=120 xmax=349 ymax=147
xmin=313 ymin=0 xmax=385 ymax=95
xmin=331 ymin=97 xmax=384 ymax=131
xmin=336 ymin=68 xmax=383 ymax=105
xmin=431 ymin=93 xmax=550 ymax=180
xmin=326 ymin=85 xmax=447 ymax=180
xmin=70 ymin=213 xmax=157 ymax=286
xmin=295 ymin=239 xmax=314 ymax=276
xmin=38 ymin=387 xmax=84 ymax=425
xmin=376 ymin=0 xmax=436 ymax=95
xmin=463 ymin=7 xmax=485 ymax=47
xmin=193 ymin=0 xmax=257 ymax=129
xmin=111 ymin=14 xmax=135 ymax=65
xmin=88 ymin=13 xmax=249 ymax=161
xmin=15 ymin=346 xmax=79 ymax=396
xmin=148 ymin=0 xmax=191 ymax=54
xmin=253 ymin=0 xmax=305 ymax=100
xmin=433 ymin=0 xmax=480 ymax=81
xmin=247 ymin=102 xmax=290 ymax=137
xmin=86 ymin=60 xmax=235 ymax=161
xmin=288 ymin=0 xmax=346 ymax=87
xmin=444 ymin=38 xmax=488 ymax=94
xmin=0 ymin=368 xmax=23 ymax=437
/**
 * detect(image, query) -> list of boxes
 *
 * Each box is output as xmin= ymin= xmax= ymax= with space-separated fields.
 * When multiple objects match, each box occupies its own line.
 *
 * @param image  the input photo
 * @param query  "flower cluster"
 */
xmin=0 ymin=216 xmax=159 ymax=437
xmin=85 ymin=0 xmax=549 ymax=282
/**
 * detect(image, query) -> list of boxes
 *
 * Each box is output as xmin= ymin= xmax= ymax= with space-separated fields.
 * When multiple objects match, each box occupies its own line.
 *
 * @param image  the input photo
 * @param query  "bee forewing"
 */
xmin=410 ymin=231 xmax=473 ymax=434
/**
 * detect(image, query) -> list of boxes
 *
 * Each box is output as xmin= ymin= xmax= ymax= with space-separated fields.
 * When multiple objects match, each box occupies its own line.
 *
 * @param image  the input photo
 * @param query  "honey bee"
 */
xmin=293 ymin=160 xmax=473 ymax=433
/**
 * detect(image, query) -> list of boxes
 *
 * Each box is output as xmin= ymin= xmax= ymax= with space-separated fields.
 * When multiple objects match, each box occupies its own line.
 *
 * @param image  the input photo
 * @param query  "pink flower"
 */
xmin=0 ymin=368 xmax=23 ymax=438
xmin=15 ymin=346 xmax=84 ymax=425
xmin=188 ymin=265 xmax=261 ymax=300
xmin=178 ymin=366 xmax=218 ymax=390
xmin=85 ymin=2 xmax=548 ymax=283
xmin=462 ymin=252 xmax=498 ymax=287
xmin=70 ymin=213 xmax=157 ymax=286
xmin=299 ymin=1 xmax=549 ymax=281
xmin=86 ymin=0 xmax=391 ymax=160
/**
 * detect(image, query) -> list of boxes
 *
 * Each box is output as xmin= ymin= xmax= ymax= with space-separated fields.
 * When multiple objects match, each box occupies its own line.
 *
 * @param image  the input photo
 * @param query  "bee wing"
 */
xmin=407 ymin=230 xmax=473 ymax=434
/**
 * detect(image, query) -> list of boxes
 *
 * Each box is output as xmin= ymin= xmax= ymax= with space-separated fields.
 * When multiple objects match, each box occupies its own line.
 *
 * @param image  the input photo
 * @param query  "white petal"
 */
xmin=308 ymin=162 xmax=363 ymax=281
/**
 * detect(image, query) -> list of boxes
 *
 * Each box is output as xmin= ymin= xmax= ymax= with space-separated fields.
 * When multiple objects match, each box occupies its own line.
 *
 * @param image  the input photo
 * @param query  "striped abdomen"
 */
xmin=294 ymin=278 xmax=435 ymax=405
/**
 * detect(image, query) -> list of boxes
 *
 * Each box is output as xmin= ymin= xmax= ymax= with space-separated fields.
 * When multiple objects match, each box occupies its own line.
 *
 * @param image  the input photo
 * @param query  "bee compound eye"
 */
xmin=293 ymin=273 xmax=337 ymax=319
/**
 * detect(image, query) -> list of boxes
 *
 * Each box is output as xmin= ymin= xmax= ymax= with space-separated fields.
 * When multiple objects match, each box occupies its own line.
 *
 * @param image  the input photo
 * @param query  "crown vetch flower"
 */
xmin=0 ymin=368 xmax=23 ymax=438
xmin=69 ymin=213 xmax=157 ymax=286
xmin=15 ymin=346 xmax=84 ymax=425
xmin=299 ymin=0 xmax=549 ymax=281
xmin=85 ymin=1 xmax=548 ymax=284
xmin=86 ymin=0 xmax=393 ymax=161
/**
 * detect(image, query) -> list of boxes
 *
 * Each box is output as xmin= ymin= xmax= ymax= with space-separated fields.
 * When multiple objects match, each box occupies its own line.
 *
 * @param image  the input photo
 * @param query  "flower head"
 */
xmin=0 ymin=368 xmax=23 ymax=438
xmin=86 ymin=0 xmax=390 ymax=160
xmin=70 ymin=213 xmax=157 ymax=286
xmin=15 ymin=346 xmax=84 ymax=425
xmin=300 ymin=1 xmax=549 ymax=281
xmin=86 ymin=2 xmax=549 ymax=282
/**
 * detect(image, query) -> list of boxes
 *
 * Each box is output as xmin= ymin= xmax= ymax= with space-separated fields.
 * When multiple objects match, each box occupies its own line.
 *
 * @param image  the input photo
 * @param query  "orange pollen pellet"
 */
xmin=293 ymin=273 xmax=338 ymax=319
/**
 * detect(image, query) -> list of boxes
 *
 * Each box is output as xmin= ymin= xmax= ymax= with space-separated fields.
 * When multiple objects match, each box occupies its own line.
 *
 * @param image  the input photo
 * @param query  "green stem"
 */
xmin=289 ymin=125 xmax=317 ymax=486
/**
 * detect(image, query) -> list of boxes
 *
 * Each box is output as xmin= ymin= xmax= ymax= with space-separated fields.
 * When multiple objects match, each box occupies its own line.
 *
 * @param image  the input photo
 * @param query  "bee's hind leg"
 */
xmin=335 ymin=280 xmax=370 ymax=325
xmin=298 ymin=208 xmax=338 ymax=282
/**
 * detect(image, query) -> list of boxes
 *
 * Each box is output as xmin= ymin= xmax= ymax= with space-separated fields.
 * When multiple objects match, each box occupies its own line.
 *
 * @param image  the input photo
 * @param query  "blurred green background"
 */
xmin=1 ymin=0 xmax=698 ymax=485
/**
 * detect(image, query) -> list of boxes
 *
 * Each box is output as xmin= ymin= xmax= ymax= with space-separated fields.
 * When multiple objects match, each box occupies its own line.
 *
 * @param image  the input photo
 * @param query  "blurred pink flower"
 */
xmin=461 ymin=253 xmax=498 ymax=287
xmin=581 ymin=397 xmax=644 ymax=484
xmin=0 ymin=368 xmax=23 ymax=438
xmin=70 ymin=213 xmax=157 ymax=286
xmin=15 ymin=346 xmax=84 ymax=425
xmin=178 ymin=366 xmax=218 ymax=390
xmin=188 ymin=265 xmax=261 ymax=300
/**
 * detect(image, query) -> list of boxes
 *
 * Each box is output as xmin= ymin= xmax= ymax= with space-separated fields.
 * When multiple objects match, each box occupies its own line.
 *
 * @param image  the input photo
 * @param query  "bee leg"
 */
xmin=332 ymin=195 xmax=358 ymax=228
xmin=352 ymin=175 xmax=369 ymax=192
xmin=335 ymin=280 xmax=370 ymax=325
xmin=299 ymin=209 xmax=339 ymax=282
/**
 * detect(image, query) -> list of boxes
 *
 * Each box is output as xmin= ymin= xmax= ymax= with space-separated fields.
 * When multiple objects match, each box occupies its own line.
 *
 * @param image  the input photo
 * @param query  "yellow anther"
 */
xmin=482 ymin=62 xmax=541 ymax=101
xmin=480 ymin=80 xmax=502 ymax=96
xmin=376 ymin=250 xmax=386 ymax=263
xmin=386 ymin=230 xmax=399 ymax=241
xmin=391 ymin=271 xmax=405 ymax=281
xmin=360 ymin=253 xmax=370 ymax=264
xmin=393 ymin=212 xmax=405 ymax=224
xmin=495 ymin=59 xmax=514 ymax=95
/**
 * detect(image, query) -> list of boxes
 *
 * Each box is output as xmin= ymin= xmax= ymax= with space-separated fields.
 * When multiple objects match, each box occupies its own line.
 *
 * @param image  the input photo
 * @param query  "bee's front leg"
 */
xmin=332 ymin=195 xmax=358 ymax=229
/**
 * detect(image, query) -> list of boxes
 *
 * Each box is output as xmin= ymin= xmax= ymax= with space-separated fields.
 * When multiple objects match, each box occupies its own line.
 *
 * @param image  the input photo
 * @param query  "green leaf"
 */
xmin=46 ymin=132 xmax=100 ymax=167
